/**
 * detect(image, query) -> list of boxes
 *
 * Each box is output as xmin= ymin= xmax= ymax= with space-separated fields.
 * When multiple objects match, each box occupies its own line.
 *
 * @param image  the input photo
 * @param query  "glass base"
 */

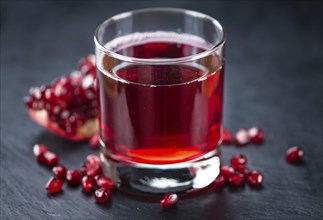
xmin=100 ymin=149 xmax=220 ymax=195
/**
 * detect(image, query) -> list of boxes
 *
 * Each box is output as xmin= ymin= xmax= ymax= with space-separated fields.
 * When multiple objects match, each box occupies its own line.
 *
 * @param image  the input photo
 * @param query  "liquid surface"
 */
xmin=98 ymin=32 xmax=224 ymax=164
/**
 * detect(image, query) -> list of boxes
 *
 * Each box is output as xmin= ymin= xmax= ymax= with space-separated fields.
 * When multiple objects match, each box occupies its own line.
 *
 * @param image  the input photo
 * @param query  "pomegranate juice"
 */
xmin=97 ymin=33 xmax=224 ymax=165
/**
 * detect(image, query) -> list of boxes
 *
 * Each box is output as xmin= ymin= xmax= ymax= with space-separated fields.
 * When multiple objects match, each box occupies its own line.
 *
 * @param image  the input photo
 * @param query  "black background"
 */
xmin=1 ymin=1 xmax=322 ymax=219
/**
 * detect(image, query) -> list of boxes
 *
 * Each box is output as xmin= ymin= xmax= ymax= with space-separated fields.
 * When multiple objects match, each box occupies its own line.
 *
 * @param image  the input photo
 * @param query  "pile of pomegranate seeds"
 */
xmin=160 ymin=192 xmax=178 ymax=208
xmin=222 ymin=127 xmax=265 ymax=146
xmin=81 ymin=154 xmax=103 ymax=178
xmin=216 ymin=154 xmax=264 ymax=189
xmin=35 ymin=144 xmax=113 ymax=203
xmin=24 ymin=55 xmax=98 ymax=141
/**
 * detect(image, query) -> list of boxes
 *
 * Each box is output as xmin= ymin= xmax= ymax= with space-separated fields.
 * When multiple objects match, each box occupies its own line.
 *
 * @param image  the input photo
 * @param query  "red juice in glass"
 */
xmin=97 ymin=33 xmax=223 ymax=165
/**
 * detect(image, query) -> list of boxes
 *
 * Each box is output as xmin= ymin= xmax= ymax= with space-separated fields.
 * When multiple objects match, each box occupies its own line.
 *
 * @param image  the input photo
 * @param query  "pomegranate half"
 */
xmin=24 ymin=55 xmax=98 ymax=141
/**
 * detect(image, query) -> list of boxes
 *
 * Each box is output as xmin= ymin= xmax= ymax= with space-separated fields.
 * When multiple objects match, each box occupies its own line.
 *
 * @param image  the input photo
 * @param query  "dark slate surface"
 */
xmin=1 ymin=1 xmax=322 ymax=219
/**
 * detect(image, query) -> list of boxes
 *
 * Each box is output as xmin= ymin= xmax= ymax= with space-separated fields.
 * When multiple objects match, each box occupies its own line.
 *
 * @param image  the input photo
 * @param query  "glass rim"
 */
xmin=94 ymin=7 xmax=226 ymax=64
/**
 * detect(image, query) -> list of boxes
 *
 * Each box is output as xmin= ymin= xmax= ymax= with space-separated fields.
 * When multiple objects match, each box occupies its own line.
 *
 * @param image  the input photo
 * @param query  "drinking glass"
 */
xmin=94 ymin=8 xmax=225 ymax=194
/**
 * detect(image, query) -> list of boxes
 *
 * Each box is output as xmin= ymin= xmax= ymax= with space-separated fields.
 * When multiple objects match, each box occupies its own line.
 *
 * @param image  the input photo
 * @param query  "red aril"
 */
xmin=230 ymin=154 xmax=247 ymax=168
xmin=43 ymin=151 xmax=59 ymax=167
xmin=222 ymin=129 xmax=232 ymax=145
xmin=286 ymin=146 xmax=304 ymax=164
xmin=81 ymin=176 xmax=95 ymax=193
xmin=234 ymin=129 xmax=250 ymax=146
xmin=46 ymin=177 xmax=63 ymax=194
xmin=160 ymin=192 xmax=178 ymax=208
xmin=33 ymin=144 xmax=48 ymax=163
xmin=94 ymin=187 xmax=110 ymax=203
xmin=66 ymin=170 xmax=82 ymax=186
xmin=213 ymin=174 xmax=226 ymax=188
xmin=52 ymin=166 xmax=67 ymax=180
xmin=86 ymin=154 xmax=101 ymax=164
xmin=233 ymin=165 xmax=249 ymax=176
xmin=95 ymin=175 xmax=114 ymax=189
xmin=220 ymin=166 xmax=234 ymax=178
xmin=79 ymin=55 xmax=96 ymax=76
xmin=248 ymin=127 xmax=264 ymax=144
xmin=81 ymin=162 xmax=102 ymax=178
xmin=24 ymin=55 xmax=98 ymax=141
xmin=247 ymin=170 xmax=264 ymax=187
xmin=228 ymin=173 xmax=245 ymax=187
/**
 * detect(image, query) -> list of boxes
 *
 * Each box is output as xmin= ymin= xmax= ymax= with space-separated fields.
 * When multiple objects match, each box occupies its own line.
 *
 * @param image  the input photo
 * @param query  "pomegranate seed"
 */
xmin=230 ymin=154 xmax=247 ymax=168
xmin=66 ymin=170 xmax=82 ymax=186
xmin=220 ymin=166 xmax=235 ymax=178
xmin=247 ymin=170 xmax=264 ymax=187
xmin=89 ymin=134 xmax=100 ymax=149
xmin=286 ymin=146 xmax=304 ymax=164
xmin=160 ymin=192 xmax=178 ymax=208
xmin=94 ymin=187 xmax=110 ymax=203
xmin=233 ymin=165 xmax=249 ymax=176
xmin=70 ymin=71 xmax=83 ymax=85
xmin=46 ymin=177 xmax=63 ymax=194
xmin=79 ymin=55 xmax=96 ymax=75
xmin=248 ymin=127 xmax=264 ymax=144
xmin=213 ymin=175 xmax=226 ymax=188
xmin=234 ymin=129 xmax=250 ymax=146
xmin=24 ymin=96 xmax=33 ymax=108
xmin=82 ymin=75 xmax=95 ymax=90
xmin=53 ymin=77 xmax=74 ymax=101
xmin=86 ymin=154 xmax=101 ymax=164
xmin=95 ymin=175 xmax=114 ymax=189
xmin=30 ymin=87 xmax=41 ymax=100
xmin=228 ymin=173 xmax=245 ymax=187
xmin=81 ymin=162 xmax=102 ymax=178
xmin=43 ymin=151 xmax=59 ymax=167
xmin=82 ymin=176 xmax=95 ymax=193
xmin=52 ymin=166 xmax=67 ymax=180
xmin=33 ymin=144 xmax=48 ymax=163
xmin=222 ymin=129 xmax=232 ymax=145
